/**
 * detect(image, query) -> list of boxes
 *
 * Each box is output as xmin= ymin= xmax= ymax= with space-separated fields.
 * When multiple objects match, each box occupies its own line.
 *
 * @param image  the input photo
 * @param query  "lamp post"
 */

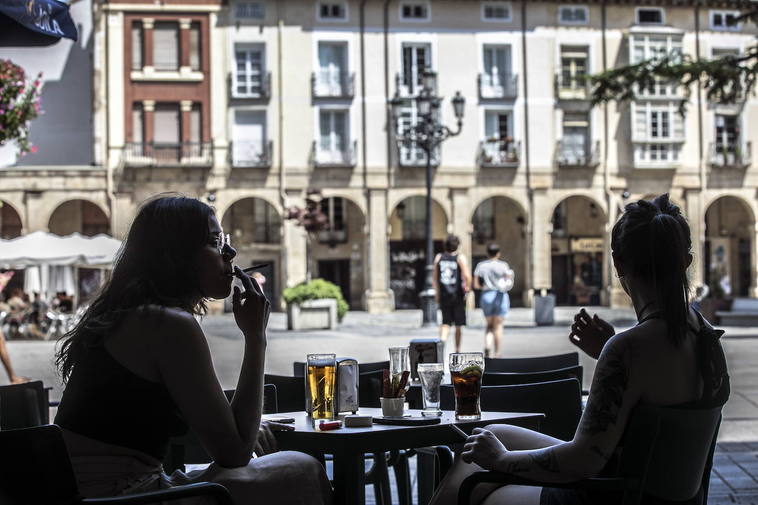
xmin=389 ymin=70 xmax=465 ymax=326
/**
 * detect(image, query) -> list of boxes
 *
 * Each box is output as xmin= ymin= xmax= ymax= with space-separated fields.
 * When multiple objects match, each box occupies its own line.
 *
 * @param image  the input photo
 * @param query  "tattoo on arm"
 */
xmin=589 ymin=445 xmax=610 ymax=462
xmin=501 ymin=460 xmax=529 ymax=474
xmin=529 ymin=448 xmax=560 ymax=473
xmin=579 ymin=343 xmax=629 ymax=437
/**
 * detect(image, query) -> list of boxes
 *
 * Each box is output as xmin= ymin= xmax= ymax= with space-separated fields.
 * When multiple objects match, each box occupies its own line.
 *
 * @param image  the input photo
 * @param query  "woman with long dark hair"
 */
xmin=429 ymin=194 xmax=729 ymax=505
xmin=54 ymin=195 xmax=331 ymax=504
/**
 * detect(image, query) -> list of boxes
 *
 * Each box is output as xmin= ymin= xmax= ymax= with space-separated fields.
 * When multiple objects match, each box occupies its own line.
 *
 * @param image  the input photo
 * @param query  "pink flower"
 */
xmin=30 ymin=145 xmax=37 ymax=153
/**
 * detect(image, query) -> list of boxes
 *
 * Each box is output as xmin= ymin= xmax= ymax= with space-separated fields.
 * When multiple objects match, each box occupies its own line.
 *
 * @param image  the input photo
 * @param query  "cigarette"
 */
xmin=450 ymin=424 xmax=469 ymax=441
xmin=242 ymin=263 xmax=270 ymax=273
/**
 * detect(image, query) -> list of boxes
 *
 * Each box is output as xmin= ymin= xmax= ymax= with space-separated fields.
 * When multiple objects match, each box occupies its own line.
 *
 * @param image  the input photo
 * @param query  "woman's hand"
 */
xmin=569 ymin=308 xmax=615 ymax=360
xmin=254 ymin=420 xmax=294 ymax=456
xmin=232 ymin=265 xmax=271 ymax=342
xmin=461 ymin=428 xmax=508 ymax=471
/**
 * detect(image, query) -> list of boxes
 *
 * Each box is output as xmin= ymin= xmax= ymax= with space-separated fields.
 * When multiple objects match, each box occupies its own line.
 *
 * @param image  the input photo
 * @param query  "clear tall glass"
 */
xmin=306 ymin=353 xmax=336 ymax=420
xmin=417 ymin=363 xmax=444 ymax=417
xmin=449 ymin=352 xmax=485 ymax=420
xmin=389 ymin=346 xmax=410 ymax=393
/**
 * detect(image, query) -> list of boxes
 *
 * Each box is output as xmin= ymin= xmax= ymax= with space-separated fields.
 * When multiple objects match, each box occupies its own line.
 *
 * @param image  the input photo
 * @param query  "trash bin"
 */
xmin=534 ymin=291 xmax=555 ymax=326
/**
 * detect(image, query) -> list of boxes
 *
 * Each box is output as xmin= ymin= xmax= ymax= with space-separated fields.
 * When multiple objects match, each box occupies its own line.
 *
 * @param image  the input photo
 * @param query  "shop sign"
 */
xmin=570 ymin=238 xmax=604 ymax=253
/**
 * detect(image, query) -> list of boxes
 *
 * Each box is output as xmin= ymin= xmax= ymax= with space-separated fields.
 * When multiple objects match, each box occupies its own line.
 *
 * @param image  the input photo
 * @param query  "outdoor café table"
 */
xmin=274 ymin=408 xmax=543 ymax=505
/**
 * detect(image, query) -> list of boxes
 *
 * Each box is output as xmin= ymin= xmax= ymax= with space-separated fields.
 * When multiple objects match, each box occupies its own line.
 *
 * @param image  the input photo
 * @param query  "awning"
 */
xmin=0 ymin=0 xmax=78 ymax=47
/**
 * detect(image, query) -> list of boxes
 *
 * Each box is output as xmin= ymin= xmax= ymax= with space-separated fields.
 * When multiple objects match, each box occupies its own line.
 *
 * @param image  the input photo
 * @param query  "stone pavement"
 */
xmin=4 ymin=306 xmax=758 ymax=504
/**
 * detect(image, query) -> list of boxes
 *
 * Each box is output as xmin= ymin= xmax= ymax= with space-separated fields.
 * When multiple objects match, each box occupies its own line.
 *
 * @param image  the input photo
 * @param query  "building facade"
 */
xmin=1 ymin=0 xmax=756 ymax=312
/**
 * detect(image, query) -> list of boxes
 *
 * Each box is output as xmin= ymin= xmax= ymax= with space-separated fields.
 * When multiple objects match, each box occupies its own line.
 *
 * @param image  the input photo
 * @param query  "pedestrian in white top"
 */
xmin=473 ymin=243 xmax=514 ymax=357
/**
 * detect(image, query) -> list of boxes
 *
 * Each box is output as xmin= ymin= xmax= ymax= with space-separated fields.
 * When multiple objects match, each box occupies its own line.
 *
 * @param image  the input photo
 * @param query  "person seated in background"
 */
xmin=0 ymin=326 xmax=29 ymax=384
xmin=54 ymin=195 xmax=331 ymax=504
xmin=429 ymin=194 xmax=729 ymax=505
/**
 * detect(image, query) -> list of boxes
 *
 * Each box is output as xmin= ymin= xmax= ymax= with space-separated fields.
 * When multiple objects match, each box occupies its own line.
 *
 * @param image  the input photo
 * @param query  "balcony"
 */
xmin=122 ymin=142 xmax=213 ymax=167
xmin=230 ymin=71 xmax=272 ymax=100
xmin=395 ymin=73 xmax=437 ymax=98
xmin=477 ymin=139 xmax=520 ymax=168
xmin=396 ymin=141 xmax=440 ymax=168
xmin=555 ymin=73 xmax=591 ymax=101
xmin=311 ymin=140 xmax=357 ymax=168
xmin=312 ymin=71 xmax=355 ymax=99
xmin=708 ymin=141 xmax=752 ymax=168
xmin=632 ymin=142 xmax=682 ymax=169
xmin=634 ymin=80 xmax=681 ymax=100
xmin=231 ymin=140 xmax=273 ymax=168
xmin=478 ymin=73 xmax=518 ymax=100
xmin=556 ymin=140 xmax=600 ymax=168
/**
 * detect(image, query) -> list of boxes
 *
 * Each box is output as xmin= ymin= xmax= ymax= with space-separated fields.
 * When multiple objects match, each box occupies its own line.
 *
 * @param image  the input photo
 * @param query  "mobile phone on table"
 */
xmin=264 ymin=415 xmax=296 ymax=423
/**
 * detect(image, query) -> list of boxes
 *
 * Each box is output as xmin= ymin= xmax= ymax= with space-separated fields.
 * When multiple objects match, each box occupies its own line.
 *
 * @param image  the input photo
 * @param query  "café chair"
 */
xmin=164 ymin=385 xmax=277 ymax=473
xmin=292 ymin=360 xmax=389 ymax=377
xmin=263 ymin=374 xmax=305 ymax=413
xmin=457 ymin=404 xmax=722 ymax=505
xmin=484 ymin=365 xmax=584 ymax=391
xmin=1 ymin=424 xmax=233 ymax=505
xmin=440 ymin=379 xmax=582 ymax=441
xmin=484 ymin=352 xmax=579 ymax=373
xmin=0 ymin=380 xmax=50 ymax=429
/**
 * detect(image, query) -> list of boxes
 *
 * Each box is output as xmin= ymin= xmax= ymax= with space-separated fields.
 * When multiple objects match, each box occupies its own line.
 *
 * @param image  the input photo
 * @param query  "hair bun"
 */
xmin=653 ymin=193 xmax=681 ymax=217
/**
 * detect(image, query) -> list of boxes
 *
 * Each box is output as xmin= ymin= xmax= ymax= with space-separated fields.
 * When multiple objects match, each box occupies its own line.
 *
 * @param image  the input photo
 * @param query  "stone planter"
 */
xmin=287 ymin=298 xmax=338 ymax=330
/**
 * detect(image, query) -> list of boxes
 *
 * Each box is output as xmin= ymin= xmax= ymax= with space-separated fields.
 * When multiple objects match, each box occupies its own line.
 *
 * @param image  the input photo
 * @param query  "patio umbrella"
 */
xmin=0 ymin=0 xmax=78 ymax=47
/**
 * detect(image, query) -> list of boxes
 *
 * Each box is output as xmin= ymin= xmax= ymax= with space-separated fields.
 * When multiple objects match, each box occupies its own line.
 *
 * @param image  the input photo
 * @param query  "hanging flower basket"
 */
xmin=0 ymin=59 xmax=43 ymax=155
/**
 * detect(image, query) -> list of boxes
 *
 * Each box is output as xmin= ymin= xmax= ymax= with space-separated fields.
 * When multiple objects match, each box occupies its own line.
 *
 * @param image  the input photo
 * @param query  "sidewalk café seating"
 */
xmin=440 ymin=379 xmax=582 ymax=441
xmin=715 ymin=297 xmax=758 ymax=326
xmin=263 ymin=374 xmax=305 ymax=413
xmin=484 ymin=352 xmax=579 ymax=373
xmin=0 ymin=380 xmax=50 ymax=430
xmin=484 ymin=365 xmax=584 ymax=391
xmin=1 ymin=424 xmax=233 ymax=505
xmin=292 ymin=360 xmax=389 ymax=377
xmin=457 ymin=404 xmax=723 ymax=505
xmin=164 ymin=385 xmax=277 ymax=474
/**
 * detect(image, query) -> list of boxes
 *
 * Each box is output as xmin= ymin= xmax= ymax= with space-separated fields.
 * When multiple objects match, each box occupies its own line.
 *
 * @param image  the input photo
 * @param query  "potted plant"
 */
xmin=283 ymin=278 xmax=349 ymax=330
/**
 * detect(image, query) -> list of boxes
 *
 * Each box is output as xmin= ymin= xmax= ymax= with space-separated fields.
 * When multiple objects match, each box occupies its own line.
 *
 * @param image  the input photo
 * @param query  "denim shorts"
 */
xmin=480 ymin=290 xmax=509 ymax=317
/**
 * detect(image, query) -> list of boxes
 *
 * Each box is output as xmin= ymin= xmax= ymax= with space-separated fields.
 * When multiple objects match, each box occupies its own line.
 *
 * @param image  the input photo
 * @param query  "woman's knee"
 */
xmin=278 ymin=451 xmax=326 ymax=476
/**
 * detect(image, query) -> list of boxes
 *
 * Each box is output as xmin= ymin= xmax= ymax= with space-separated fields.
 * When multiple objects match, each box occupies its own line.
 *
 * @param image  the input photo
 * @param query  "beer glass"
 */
xmin=417 ymin=363 xmax=444 ymax=416
xmin=306 ymin=353 xmax=336 ymax=420
xmin=450 ymin=352 xmax=484 ymax=420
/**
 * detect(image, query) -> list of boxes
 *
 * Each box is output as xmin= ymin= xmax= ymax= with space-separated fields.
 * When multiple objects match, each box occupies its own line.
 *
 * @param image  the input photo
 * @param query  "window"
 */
xmin=636 ymin=8 xmax=664 ymax=25
xmin=632 ymin=102 xmax=684 ymax=165
xmin=316 ymin=42 xmax=348 ymax=96
xmin=483 ymin=109 xmax=515 ymax=164
xmin=472 ymin=199 xmax=495 ymax=241
xmin=397 ymin=103 xmax=438 ymax=165
xmin=559 ymin=5 xmax=588 ymax=25
xmin=154 ymin=104 xmax=180 ymax=145
xmin=320 ymin=198 xmax=347 ymax=234
xmin=561 ymin=112 xmax=590 ymax=163
xmin=481 ymin=45 xmax=512 ymax=96
xmin=710 ymin=10 xmax=740 ymax=31
xmin=234 ymin=45 xmax=265 ymax=97
xmin=131 ymin=22 xmax=143 ymax=70
xmin=235 ymin=2 xmax=265 ymax=19
xmin=485 ymin=110 xmax=511 ymax=141
xmin=253 ymin=198 xmax=281 ymax=244
xmin=559 ymin=45 xmax=588 ymax=89
xmin=189 ymin=22 xmax=201 ymax=71
xmin=481 ymin=1 xmax=511 ymax=22
xmin=189 ymin=104 xmax=201 ymax=145
xmin=232 ymin=110 xmax=267 ymax=166
xmin=317 ymin=2 xmax=347 ymax=21
xmin=401 ymin=43 xmax=431 ymax=95
xmin=400 ymin=1 xmax=430 ymax=21
xmin=712 ymin=47 xmax=740 ymax=59
xmin=318 ymin=109 xmax=349 ymax=162
xmin=400 ymin=196 xmax=426 ymax=240
xmin=715 ymin=114 xmax=739 ymax=152
xmin=153 ymin=22 xmax=179 ymax=71
xmin=631 ymin=34 xmax=682 ymax=95
xmin=131 ymin=103 xmax=144 ymax=143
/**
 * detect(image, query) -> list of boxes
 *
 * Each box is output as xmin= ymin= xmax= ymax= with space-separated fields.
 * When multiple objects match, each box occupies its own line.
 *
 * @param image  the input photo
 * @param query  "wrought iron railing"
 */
xmin=555 ymin=140 xmax=600 ymax=167
xmin=310 ymin=140 xmax=357 ymax=168
xmin=311 ymin=71 xmax=355 ymax=98
xmin=122 ymin=142 xmax=213 ymax=166
xmin=477 ymin=139 xmax=520 ymax=167
xmin=708 ymin=141 xmax=752 ymax=168
xmin=230 ymin=140 xmax=273 ymax=168
xmin=478 ymin=73 xmax=518 ymax=99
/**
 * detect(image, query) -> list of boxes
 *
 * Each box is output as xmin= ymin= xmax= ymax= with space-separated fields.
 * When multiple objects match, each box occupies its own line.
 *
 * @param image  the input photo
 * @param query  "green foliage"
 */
xmin=590 ymin=6 xmax=758 ymax=113
xmin=0 ymin=59 xmax=43 ymax=154
xmin=283 ymin=278 xmax=349 ymax=321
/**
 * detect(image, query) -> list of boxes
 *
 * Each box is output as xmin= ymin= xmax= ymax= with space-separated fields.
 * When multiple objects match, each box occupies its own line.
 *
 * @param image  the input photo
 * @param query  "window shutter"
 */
xmin=132 ymin=105 xmax=143 ymax=142
xmin=190 ymin=23 xmax=201 ymax=71
xmin=153 ymin=105 xmax=180 ymax=144
xmin=153 ymin=23 xmax=179 ymax=70
xmin=190 ymin=105 xmax=201 ymax=144
xmin=131 ymin=23 xmax=143 ymax=70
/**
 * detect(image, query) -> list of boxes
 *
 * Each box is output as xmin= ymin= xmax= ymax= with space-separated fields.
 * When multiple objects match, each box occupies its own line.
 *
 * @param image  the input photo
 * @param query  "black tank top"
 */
xmin=437 ymin=253 xmax=463 ymax=302
xmin=55 ymin=345 xmax=187 ymax=461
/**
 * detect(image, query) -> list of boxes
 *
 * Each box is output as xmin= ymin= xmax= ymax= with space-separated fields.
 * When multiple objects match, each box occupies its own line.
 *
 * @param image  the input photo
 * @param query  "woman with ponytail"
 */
xmin=430 ymin=194 xmax=729 ymax=505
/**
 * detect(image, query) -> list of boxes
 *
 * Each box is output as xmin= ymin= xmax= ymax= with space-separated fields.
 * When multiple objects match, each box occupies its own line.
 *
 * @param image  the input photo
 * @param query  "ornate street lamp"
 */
xmin=389 ymin=69 xmax=465 ymax=326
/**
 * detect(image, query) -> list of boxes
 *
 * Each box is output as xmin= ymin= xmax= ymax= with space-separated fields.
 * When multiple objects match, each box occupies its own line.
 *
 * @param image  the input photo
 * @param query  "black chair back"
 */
xmin=263 ymin=374 xmax=304 ymax=413
xmin=0 ymin=424 xmax=79 ymax=505
xmin=618 ymin=404 xmax=722 ymax=502
xmin=484 ymin=352 xmax=579 ymax=373
xmin=0 ymin=381 xmax=49 ymax=430
xmin=293 ymin=360 xmax=389 ymax=377
xmin=483 ymin=365 xmax=583 ymax=390
xmin=358 ymin=369 xmax=384 ymax=408
xmin=441 ymin=379 xmax=582 ymax=441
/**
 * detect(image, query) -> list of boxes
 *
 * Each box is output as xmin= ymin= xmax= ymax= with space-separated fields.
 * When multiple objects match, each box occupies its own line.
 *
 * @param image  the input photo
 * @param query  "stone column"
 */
xmin=531 ymin=191 xmax=552 ymax=294
xmin=365 ymin=189 xmax=394 ymax=313
xmin=283 ymin=190 xmax=307 ymax=288
xmin=686 ymin=190 xmax=706 ymax=293
xmin=142 ymin=18 xmax=154 ymax=70
xmin=142 ymin=100 xmax=155 ymax=150
xmin=180 ymin=100 xmax=193 ymax=143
